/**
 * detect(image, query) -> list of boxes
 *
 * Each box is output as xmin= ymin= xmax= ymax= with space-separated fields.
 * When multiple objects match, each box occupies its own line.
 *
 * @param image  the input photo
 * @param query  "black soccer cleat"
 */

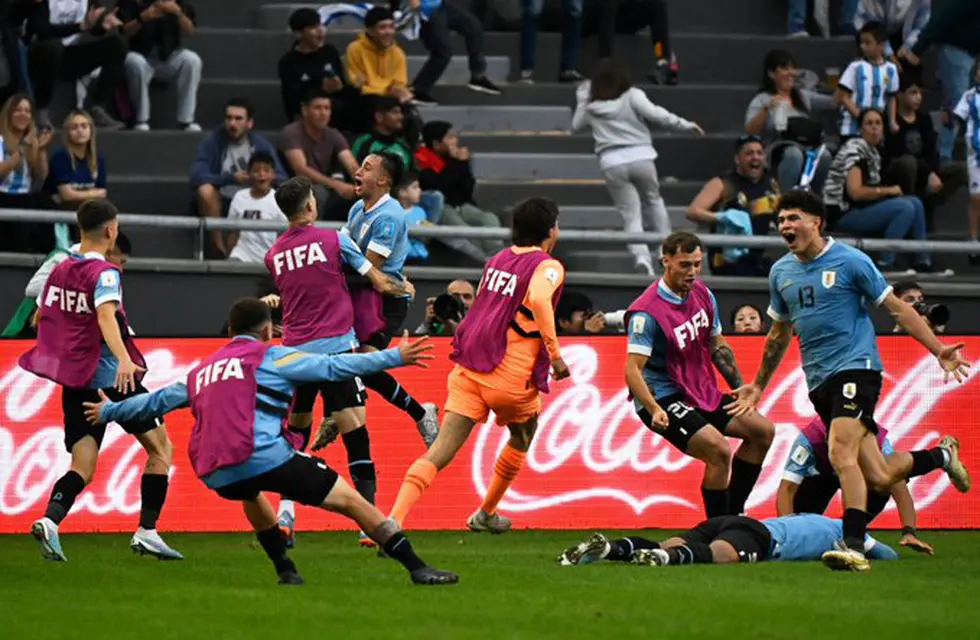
xmin=277 ymin=570 xmax=305 ymax=585
xmin=410 ymin=566 xmax=459 ymax=586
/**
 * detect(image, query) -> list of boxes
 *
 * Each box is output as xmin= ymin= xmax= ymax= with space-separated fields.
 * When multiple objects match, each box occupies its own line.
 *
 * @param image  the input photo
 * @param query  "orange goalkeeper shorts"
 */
xmin=443 ymin=365 xmax=541 ymax=426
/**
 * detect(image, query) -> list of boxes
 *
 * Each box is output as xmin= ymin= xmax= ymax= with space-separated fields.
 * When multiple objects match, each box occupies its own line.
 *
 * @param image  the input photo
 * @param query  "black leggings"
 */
xmin=28 ymin=34 xmax=127 ymax=110
xmin=591 ymin=0 xmax=672 ymax=60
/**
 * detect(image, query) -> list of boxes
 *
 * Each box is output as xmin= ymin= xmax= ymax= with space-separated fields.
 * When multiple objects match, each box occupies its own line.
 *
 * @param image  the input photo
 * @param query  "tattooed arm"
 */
xmin=365 ymin=268 xmax=416 ymax=298
xmin=709 ymin=334 xmax=743 ymax=389
xmin=752 ymin=320 xmax=794 ymax=391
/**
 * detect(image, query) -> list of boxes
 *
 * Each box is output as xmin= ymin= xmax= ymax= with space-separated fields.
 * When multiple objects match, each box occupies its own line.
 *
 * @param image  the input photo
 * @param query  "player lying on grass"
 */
xmin=778 ymin=416 xmax=971 ymax=555
xmin=558 ymin=513 xmax=898 ymax=568
xmin=83 ymin=297 xmax=458 ymax=587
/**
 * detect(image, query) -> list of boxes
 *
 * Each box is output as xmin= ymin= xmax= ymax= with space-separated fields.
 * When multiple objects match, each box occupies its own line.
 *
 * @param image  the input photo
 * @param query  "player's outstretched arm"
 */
xmin=83 ymin=383 xmax=190 ymax=425
xmin=273 ymin=334 xmax=434 ymax=383
xmin=365 ymin=267 xmax=415 ymax=299
xmin=881 ymin=293 xmax=970 ymax=382
xmin=709 ymin=334 xmax=743 ymax=390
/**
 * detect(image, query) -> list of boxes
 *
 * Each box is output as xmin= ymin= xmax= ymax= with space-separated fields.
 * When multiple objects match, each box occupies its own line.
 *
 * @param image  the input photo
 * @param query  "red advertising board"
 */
xmin=0 ymin=337 xmax=977 ymax=533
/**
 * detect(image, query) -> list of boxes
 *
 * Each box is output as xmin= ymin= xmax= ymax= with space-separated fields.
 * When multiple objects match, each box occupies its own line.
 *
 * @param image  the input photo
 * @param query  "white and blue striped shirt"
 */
xmin=953 ymin=86 xmax=980 ymax=165
xmin=0 ymin=137 xmax=32 ymax=195
xmin=838 ymin=59 xmax=899 ymax=136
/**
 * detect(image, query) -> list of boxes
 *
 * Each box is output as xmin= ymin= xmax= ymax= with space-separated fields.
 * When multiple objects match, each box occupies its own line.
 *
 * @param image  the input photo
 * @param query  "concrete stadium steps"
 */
xmin=473 ymin=179 xmax=703 ymax=211
xmin=247 ymin=0 xmax=789 ymax=35
xmin=554 ymin=205 xmax=693 ymax=231
xmin=189 ymin=28 xmax=857 ymax=86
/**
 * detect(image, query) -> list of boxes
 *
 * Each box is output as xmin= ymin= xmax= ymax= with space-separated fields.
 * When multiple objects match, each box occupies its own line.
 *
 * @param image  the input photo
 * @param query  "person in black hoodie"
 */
xmin=884 ymin=71 xmax=968 ymax=229
xmin=278 ymin=8 xmax=359 ymax=133
xmin=24 ymin=0 xmax=127 ymax=130
xmin=0 ymin=0 xmax=41 ymax=109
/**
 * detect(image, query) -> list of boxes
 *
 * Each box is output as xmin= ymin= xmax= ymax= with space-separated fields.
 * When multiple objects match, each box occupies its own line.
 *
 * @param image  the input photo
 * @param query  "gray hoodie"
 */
xmin=572 ymin=83 xmax=699 ymax=170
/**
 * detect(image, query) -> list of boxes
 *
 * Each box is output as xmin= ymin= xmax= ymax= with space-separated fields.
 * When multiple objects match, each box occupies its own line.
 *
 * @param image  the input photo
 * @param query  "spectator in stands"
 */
xmin=885 ymin=72 xmax=968 ymax=229
xmin=45 ymin=109 xmax=106 ymax=209
xmin=573 ymin=59 xmax=703 ymax=276
xmin=900 ymin=0 xmax=980 ymax=163
xmin=118 ymin=0 xmax=202 ymax=132
xmin=951 ymin=59 xmax=980 ymax=264
xmin=278 ymin=8 xmax=358 ymax=132
xmin=352 ymin=95 xmax=414 ymax=168
xmin=25 ymin=0 xmax=126 ymax=130
xmin=590 ymin=0 xmax=678 ymax=85
xmin=797 ymin=0 xmax=860 ymax=38
xmin=415 ymin=278 xmax=475 ymax=335
xmin=823 ymin=108 xmax=940 ymax=274
xmin=394 ymin=0 xmax=501 ymax=105
xmin=416 ymin=120 xmax=503 ymax=257
xmin=836 ymin=22 xmax=900 ymax=139
xmin=0 ymin=3 xmax=40 ymax=108
xmin=225 ymin=151 xmax=285 ymax=264
xmin=730 ymin=303 xmax=765 ymax=334
xmin=686 ymin=135 xmax=780 ymax=277
xmin=345 ymin=6 xmax=413 ymax=104
xmin=0 ymin=94 xmax=51 ymax=253
xmin=891 ymin=280 xmax=946 ymax=333
xmin=556 ymin=290 xmax=608 ymax=335
xmin=394 ymin=172 xmax=433 ymax=262
xmin=744 ymin=50 xmax=834 ymax=192
xmin=854 ymin=0 xmax=929 ymax=64
xmin=191 ymin=98 xmax=286 ymax=257
xmin=519 ymin=0 xmax=583 ymax=83
xmin=279 ymin=89 xmax=359 ymax=221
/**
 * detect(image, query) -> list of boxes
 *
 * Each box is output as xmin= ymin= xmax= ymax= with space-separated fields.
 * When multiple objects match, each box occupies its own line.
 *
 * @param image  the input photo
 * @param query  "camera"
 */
xmin=432 ymin=292 xmax=466 ymax=324
xmin=912 ymin=301 xmax=950 ymax=328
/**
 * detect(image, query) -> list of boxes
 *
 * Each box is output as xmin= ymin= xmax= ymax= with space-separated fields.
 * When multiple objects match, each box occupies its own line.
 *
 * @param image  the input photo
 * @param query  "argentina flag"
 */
xmin=317 ymin=2 xmax=440 ymax=40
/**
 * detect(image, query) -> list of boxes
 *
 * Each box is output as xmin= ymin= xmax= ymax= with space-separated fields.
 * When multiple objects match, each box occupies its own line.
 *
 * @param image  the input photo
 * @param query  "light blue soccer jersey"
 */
xmin=767 ymin=239 xmax=891 ymax=391
xmin=838 ymin=59 xmax=899 ymax=136
xmin=627 ymin=280 xmax=722 ymax=404
xmin=344 ymin=194 xmax=410 ymax=285
xmin=762 ymin=513 xmax=898 ymax=561
xmin=782 ymin=432 xmax=895 ymax=484
xmin=953 ymin=86 xmax=980 ymax=164
xmin=97 ymin=335 xmax=404 ymax=488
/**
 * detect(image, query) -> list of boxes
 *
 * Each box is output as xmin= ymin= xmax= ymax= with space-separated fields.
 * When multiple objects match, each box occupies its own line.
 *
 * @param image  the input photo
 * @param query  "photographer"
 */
xmin=893 ymin=281 xmax=948 ymax=334
xmin=416 ymin=279 xmax=474 ymax=336
xmin=555 ymin=290 xmax=626 ymax=335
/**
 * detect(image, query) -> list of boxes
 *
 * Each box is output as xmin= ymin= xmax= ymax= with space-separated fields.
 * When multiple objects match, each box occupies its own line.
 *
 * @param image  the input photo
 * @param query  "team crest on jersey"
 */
xmin=842 ymin=383 xmax=857 ymax=400
xmin=821 ymin=271 xmax=837 ymax=288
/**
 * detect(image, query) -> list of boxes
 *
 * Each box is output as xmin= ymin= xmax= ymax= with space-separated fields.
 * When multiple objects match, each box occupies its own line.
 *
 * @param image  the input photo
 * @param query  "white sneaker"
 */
xmin=133 ymin=122 xmax=150 ymax=132
xmin=467 ymin=509 xmax=512 ymax=534
xmin=131 ymin=527 xmax=184 ymax=560
xmin=31 ymin=517 xmax=67 ymax=562
xmin=183 ymin=123 xmax=202 ymax=132
xmin=416 ymin=403 xmax=439 ymax=448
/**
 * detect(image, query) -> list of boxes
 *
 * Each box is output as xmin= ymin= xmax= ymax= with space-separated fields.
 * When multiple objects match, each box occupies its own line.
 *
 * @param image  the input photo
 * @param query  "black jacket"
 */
xmin=117 ymin=0 xmax=197 ymax=59
xmin=885 ymin=111 xmax=940 ymax=173
xmin=277 ymin=42 xmax=345 ymax=121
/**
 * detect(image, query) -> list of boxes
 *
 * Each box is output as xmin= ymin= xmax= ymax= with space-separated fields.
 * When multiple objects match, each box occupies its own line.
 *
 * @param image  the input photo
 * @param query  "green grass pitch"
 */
xmin=3 ymin=530 xmax=978 ymax=639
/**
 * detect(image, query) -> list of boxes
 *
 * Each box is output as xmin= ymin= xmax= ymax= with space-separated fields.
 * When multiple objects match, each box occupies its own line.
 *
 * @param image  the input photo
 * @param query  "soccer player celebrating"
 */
xmin=265 ymin=176 xmax=415 ymax=548
xmin=557 ymin=512 xmax=899 ymax=568
xmin=728 ymin=189 xmax=970 ymax=572
xmin=20 ymin=199 xmax=181 ymax=562
xmin=314 ymin=152 xmax=439 ymax=449
xmin=625 ymin=231 xmax=775 ymax=518
xmin=389 ymin=197 xmax=569 ymax=533
xmin=83 ymin=298 xmax=458 ymax=586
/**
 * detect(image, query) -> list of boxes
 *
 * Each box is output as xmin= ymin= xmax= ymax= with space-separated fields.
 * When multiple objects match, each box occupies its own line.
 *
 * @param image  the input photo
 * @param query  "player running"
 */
xmin=82 ymin=298 xmax=458 ymax=586
xmin=312 ymin=152 xmax=439 ymax=451
xmin=727 ymin=189 xmax=970 ymax=572
xmin=778 ymin=416 xmax=969 ymax=555
xmin=389 ymin=197 xmax=569 ymax=533
xmin=265 ymin=176 xmax=413 ymax=548
xmin=557 ymin=513 xmax=899 ymax=568
xmin=20 ymin=199 xmax=181 ymax=562
xmin=625 ymin=231 xmax=775 ymax=518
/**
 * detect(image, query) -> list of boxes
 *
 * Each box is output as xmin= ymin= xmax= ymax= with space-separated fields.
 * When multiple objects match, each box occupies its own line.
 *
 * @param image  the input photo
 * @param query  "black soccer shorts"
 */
xmin=214 ymin=453 xmax=340 ymax=506
xmin=636 ymin=393 xmax=736 ymax=453
xmin=61 ymin=383 xmax=163 ymax=452
xmin=681 ymin=515 xmax=773 ymax=563
xmin=362 ymin=296 xmax=411 ymax=350
xmin=808 ymin=369 xmax=882 ymax=435
xmin=291 ymin=348 xmax=366 ymax=415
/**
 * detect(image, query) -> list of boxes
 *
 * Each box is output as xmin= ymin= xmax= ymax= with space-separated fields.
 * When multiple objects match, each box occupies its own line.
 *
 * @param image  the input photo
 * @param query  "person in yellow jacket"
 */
xmin=345 ymin=7 xmax=413 ymax=104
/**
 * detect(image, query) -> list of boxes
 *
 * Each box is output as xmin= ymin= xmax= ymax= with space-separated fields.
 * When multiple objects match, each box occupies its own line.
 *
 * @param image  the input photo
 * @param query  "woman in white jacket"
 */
xmin=572 ymin=59 xmax=703 ymax=275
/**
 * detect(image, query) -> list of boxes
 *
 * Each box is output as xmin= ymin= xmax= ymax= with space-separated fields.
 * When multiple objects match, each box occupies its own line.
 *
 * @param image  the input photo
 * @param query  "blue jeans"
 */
xmin=776 ymin=145 xmax=832 ymax=192
xmin=521 ymin=0 xmax=584 ymax=73
xmin=834 ymin=196 xmax=929 ymax=266
xmin=840 ymin=0 xmax=859 ymax=33
xmin=787 ymin=0 xmax=807 ymax=32
xmin=937 ymin=45 xmax=975 ymax=162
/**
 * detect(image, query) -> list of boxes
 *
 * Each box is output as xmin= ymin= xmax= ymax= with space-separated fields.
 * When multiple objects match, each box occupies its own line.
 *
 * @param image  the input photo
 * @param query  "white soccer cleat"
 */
xmin=131 ymin=528 xmax=184 ymax=560
xmin=31 ymin=518 xmax=67 ymax=562
xmin=556 ymin=533 xmax=612 ymax=566
xmin=821 ymin=543 xmax=870 ymax=572
xmin=632 ymin=548 xmax=670 ymax=567
xmin=466 ymin=509 xmax=512 ymax=534
xmin=417 ymin=403 xmax=439 ymax=448
xmin=939 ymin=435 xmax=971 ymax=493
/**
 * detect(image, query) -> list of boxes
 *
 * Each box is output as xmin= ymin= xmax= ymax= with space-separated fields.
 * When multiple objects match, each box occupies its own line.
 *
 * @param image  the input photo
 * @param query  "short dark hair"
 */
xmin=422 ymin=120 xmax=453 ymax=148
xmin=662 ymin=231 xmax=703 ymax=256
xmin=289 ymin=7 xmax=320 ymax=32
xmin=374 ymin=151 xmax=404 ymax=189
xmin=274 ymin=176 xmax=314 ymax=219
xmin=228 ymin=298 xmax=272 ymax=336
xmin=899 ymin=70 xmax=923 ymax=93
xmin=858 ymin=107 xmax=885 ymax=128
xmin=248 ymin=150 xmax=276 ymax=170
xmin=511 ymin=197 xmax=559 ymax=247
xmin=859 ymin=20 xmax=888 ymax=43
xmin=114 ymin=231 xmax=131 ymax=255
xmin=302 ymin=88 xmax=332 ymax=106
xmin=396 ymin=171 xmax=419 ymax=192
xmin=893 ymin=280 xmax=923 ymax=298
xmin=371 ymin=94 xmax=401 ymax=117
xmin=76 ymin=199 xmax=118 ymax=233
xmin=225 ymin=97 xmax=254 ymax=120
xmin=735 ymin=133 xmax=764 ymax=152
xmin=777 ymin=188 xmax=825 ymax=219
xmin=730 ymin=303 xmax=763 ymax=328
xmin=556 ymin=290 xmax=593 ymax=323
xmin=364 ymin=6 xmax=393 ymax=28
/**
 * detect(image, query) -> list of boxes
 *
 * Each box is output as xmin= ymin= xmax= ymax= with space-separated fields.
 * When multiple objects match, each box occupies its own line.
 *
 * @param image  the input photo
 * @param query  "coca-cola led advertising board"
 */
xmin=1 ymin=337 xmax=977 ymax=533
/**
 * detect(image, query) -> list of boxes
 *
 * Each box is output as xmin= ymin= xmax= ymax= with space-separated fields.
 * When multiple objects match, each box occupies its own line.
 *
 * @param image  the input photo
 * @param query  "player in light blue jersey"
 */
xmin=314 ymin=152 xmax=439 ymax=449
xmin=951 ymin=57 xmax=980 ymax=260
xmin=557 ymin=513 xmax=898 ymax=568
xmin=727 ymin=189 xmax=970 ymax=571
